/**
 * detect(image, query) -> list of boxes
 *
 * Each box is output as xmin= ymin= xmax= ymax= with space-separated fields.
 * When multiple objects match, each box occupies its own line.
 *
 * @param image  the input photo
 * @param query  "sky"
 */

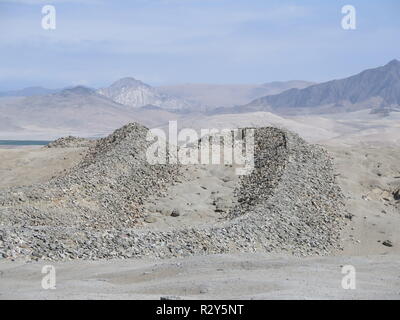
xmin=0 ymin=0 xmax=399 ymax=90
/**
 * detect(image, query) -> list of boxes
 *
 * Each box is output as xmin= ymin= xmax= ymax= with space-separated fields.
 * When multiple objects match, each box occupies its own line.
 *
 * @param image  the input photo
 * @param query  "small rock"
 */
xmin=171 ymin=209 xmax=180 ymax=217
xmin=199 ymin=285 xmax=209 ymax=294
xmin=382 ymin=240 xmax=393 ymax=247
xmin=345 ymin=213 xmax=354 ymax=220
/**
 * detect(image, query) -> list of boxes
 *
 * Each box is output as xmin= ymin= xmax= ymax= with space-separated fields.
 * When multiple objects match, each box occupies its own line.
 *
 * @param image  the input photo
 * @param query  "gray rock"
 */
xmin=199 ymin=285 xmax=209 ymax=294
xmin=383 ymin=240 xmax=394 ymax=247
xmin=171 ymin=209 xmax=180 ymax=217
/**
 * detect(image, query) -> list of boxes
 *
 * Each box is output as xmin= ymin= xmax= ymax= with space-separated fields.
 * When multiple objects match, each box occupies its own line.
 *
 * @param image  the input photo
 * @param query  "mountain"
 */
xmin=98 ymin=77 xmax=198 ymax=111
xmin=243 ymin=60 xmax=400 ymax=115
xmin=157 ymin=81 xmax=314 ymax=108
xmin=0 ymin=86 xmax=59 ymax=97
xmin=59 ymin=86 xmax=96 ymax=96
xmin=0 ymin=86 xmax=179 ymax=139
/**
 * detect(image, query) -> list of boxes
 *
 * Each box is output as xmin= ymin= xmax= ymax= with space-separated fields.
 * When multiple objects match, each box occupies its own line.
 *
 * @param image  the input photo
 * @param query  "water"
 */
xmin=0 ymin=140 xmax=51 ymax=146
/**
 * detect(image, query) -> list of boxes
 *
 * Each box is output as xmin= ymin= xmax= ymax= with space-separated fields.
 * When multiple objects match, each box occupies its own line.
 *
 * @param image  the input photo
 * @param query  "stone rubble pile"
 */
xmin=46 ymin=136 xmax=96 ymax=148
xmin=0 ymin=124 xmax=346 ymax=261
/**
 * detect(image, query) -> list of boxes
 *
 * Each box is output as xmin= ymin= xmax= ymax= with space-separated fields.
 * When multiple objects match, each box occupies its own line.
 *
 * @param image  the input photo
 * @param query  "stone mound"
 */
xmin=46 ymin=136 xmax=96 ymax=148
xmin=0 ymin=123 xmax=178 ymax=232
xmin=0 ymin=125 xmax=345 ymax=260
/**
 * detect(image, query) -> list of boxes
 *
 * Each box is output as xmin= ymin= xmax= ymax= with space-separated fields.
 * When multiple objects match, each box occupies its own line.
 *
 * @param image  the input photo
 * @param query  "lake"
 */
xmin=0 ymin=140 xmax=51 ymax=146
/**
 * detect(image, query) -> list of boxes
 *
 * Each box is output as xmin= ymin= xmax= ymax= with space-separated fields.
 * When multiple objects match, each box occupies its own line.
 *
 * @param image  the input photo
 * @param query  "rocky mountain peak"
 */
xmin=109 ymin=77 xmax=150 ymax=90
xmin=97 ymin=77 xmax=195 ymax=111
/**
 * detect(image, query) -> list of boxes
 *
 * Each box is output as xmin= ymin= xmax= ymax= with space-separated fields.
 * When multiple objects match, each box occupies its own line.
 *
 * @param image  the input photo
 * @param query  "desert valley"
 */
xmin=0 ymin=60 xmax=399 ymax=299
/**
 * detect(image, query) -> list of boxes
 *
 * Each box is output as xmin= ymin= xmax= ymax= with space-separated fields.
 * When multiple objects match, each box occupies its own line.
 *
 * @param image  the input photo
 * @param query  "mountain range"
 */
xmin=0 ymin=86 xmax=59 ymax=97
xmin=1 ymin=59 xmax=399 ymax=139
xmin=0 ymin=86 xmax=182 ymax=139
xmin=239 ymin=59 xmax=400 ymax=115
xmin=0 ymin=79 xmax=313 ymax=111
xmin=157 ymin=81 xmax=313 ymax=108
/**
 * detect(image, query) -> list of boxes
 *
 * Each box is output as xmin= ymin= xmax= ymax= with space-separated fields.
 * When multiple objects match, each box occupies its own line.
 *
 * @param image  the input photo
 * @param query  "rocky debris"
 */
xmin=46 ymin=136 xmax=96 ymax=148
xmin=0 ymin=123 xmax=179 ymax=256
xmin=0 ymin=125 xmax=346 ymax=261
xmin=383 ymin=240 xmax=393 ymax=247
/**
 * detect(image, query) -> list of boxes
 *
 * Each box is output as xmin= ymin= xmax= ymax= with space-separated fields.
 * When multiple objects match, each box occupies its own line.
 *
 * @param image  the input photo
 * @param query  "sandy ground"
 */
xmin=140 ymin=165 xmax=238 ymax=230
xmin=327 ymin=145 xmax=400 ymax=256
xmin=0 ymin=140 xmax=399 ymax=299
xmin=1 ymin=253 xmax=399 ymax=300
xmin=0 ymin=146 xmax=87 ymax=188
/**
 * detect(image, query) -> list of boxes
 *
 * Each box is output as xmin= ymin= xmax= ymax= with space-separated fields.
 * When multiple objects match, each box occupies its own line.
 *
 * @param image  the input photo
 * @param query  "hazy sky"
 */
xmin=1 ymin=0 xmax=399 ymax=90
